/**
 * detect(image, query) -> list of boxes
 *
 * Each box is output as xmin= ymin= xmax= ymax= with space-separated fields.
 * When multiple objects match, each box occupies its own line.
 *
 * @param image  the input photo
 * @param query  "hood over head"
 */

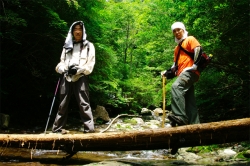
xmin=63 ymin=21 xmax=88 ymax=52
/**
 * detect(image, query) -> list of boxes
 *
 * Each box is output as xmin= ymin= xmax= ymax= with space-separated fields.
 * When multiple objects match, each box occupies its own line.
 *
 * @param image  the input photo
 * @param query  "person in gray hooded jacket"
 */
xmin=52 ymin=21 xmax=95 ymax=134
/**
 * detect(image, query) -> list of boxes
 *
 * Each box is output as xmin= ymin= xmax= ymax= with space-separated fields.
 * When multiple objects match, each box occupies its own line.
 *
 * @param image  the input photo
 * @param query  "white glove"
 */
xmin=58 ymin=65 xmax=66 ymax=74
xmin=183 ymin=64 xmax=197 ymax=72
xmin=161 ymin=70 xmax=166 ymax=77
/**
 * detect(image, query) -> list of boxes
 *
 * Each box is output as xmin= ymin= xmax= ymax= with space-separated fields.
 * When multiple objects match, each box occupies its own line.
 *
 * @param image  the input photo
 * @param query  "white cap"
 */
xmin=171 ymin=22 xmax=186 ymax=31
xmin=171 ymin=22 xmax=188 ymax=43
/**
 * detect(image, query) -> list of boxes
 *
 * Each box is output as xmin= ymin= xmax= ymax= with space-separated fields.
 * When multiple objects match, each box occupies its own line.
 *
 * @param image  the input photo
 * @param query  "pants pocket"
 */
xmin=78 ymin=76 xmax=89 ymax=91
xmin=179 ymin=71 xmax=198 ymax=87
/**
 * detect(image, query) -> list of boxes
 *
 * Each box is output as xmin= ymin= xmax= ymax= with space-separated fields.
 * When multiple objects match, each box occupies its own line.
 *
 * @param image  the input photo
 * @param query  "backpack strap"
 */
xmin=174 ymin=40 xmax=184 ymax=67
xmin=178 ymin=43 xmax=194 ymax=60
xmin=174 ymin=46 xmax=181 ymax=67
xmin=86 ymin=41 xmax=90 ymax=58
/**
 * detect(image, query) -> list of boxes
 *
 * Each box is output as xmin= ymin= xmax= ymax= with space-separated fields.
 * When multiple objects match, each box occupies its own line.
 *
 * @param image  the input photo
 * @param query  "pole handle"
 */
xmin=54 ymin=78 xmax=61 ymax=95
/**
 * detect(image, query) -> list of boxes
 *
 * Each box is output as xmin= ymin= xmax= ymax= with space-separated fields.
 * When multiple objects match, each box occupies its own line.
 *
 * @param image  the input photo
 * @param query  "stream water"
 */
xmin=0 ymin=147 xmax=180 ymax=166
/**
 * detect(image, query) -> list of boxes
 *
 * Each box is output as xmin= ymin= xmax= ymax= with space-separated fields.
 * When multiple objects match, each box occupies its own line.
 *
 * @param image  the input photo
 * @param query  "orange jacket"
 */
xmin=174 ymin=36 xmax=200 ymax=76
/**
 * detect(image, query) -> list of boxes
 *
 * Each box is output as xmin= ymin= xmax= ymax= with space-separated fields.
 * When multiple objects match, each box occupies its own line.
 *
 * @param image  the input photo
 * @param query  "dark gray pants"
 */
xmin=171 ymin=71 xmax=200 ymax=124
xmin=52 ymin=76 xmax=94 ymax=132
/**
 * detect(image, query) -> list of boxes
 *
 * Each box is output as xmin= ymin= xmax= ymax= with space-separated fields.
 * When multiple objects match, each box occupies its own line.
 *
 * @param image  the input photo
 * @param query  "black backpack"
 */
xmin=179 ymin=44 xmax=212 ymax=72
xmin=163 ymin=42 xmax=212 ymax=79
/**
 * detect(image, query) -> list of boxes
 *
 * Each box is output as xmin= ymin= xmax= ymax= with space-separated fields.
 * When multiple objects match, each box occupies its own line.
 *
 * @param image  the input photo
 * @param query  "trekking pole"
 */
xmin=44 ymin=77 xmax=61 ymax=135
xmin=162 ymin=76 xmax=166 ymax=128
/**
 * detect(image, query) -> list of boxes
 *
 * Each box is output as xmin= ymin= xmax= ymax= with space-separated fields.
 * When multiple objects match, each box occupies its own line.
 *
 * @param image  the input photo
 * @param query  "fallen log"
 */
xmin=0 ymin=118 xmax=249 ymax=152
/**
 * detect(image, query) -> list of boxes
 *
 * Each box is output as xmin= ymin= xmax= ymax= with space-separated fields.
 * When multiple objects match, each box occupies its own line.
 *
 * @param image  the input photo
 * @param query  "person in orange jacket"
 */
xmin=163 ymin=22 xmax=202 ymax=127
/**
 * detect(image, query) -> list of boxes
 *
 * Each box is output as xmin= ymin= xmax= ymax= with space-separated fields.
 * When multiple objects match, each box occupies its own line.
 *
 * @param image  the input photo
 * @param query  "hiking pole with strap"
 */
xmin=162 ymin=76 xmax=166 ymax=128
xmin=44 ymin=77 xmax=61 ymax=134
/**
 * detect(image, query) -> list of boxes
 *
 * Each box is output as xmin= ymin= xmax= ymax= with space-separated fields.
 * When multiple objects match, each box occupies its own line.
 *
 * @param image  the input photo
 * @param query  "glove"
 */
xmin=58 ymin=66 xmax=66 ymax=74
xmin=161 ymin=70 xmax=166 ymax=77
xmin=162 ymin=68 xmax=176 ymax=79
xmin=67 ymin=65 xmax=78 ymax=76
xmin=183 ymin=64 xmax=197 ymax=72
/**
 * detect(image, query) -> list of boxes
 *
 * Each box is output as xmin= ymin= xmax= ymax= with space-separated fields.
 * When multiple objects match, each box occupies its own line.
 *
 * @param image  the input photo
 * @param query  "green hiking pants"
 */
xmin=171 ymin=71 xmax=200 ymax=124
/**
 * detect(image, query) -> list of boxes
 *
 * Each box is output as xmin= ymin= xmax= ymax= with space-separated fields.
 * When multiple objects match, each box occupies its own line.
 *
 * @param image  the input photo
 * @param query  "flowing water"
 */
xmin=0 ymin=147 xmax=181 ymax=166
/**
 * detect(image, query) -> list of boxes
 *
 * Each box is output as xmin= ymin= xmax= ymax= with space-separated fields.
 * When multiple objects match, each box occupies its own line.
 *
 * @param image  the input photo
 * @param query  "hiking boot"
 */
xmin=168 ymin=114 xmax=188 ymax=126
xmin=52 ymin=129 xmax=69 ymax=134
xmin=170 ymin=121 xmax=177 ymax=127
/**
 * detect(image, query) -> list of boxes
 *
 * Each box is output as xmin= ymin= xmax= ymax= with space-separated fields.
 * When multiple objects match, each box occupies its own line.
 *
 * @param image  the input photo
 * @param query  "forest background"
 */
xmin=0 ymin=0 xmax=249 ymax=127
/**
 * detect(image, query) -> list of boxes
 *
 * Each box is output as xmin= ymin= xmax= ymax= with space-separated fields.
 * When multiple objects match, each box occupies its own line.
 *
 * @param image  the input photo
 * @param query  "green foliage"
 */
xmin=234 ymin=141 xmax=250 ymax=160
xmin=241 ymin=142 xmax=250 ymax=149
xmin=186 ymin=144 xmax=219 ymax=153
xmin=120 ymin=68 xmax=162 ymax=111
xmin=123 ymin=118 xmax=137 ymax=125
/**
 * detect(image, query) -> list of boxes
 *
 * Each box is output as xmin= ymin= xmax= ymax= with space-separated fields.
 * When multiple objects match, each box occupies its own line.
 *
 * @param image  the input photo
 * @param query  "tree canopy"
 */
xmin=0 ymin=0 xmax=249 ymax=126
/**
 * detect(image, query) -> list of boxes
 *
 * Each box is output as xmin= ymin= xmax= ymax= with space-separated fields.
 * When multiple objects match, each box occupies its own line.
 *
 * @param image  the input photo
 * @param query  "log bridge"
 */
xmin=0 ymin=118 xmax=249 ymax=152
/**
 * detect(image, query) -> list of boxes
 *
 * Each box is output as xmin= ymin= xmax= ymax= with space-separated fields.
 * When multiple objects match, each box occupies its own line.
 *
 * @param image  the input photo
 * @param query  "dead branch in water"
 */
xmin=100 ymin=114 xmax=141 ymax=133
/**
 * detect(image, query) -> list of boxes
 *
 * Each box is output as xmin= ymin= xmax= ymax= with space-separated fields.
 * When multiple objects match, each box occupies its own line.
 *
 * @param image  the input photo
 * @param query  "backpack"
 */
xmin=179 ymin=44 xmax=212 ymax=71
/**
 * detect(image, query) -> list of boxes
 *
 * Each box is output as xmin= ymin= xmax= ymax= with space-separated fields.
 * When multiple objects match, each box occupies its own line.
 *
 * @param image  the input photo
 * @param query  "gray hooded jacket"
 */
xmin=55 ymin=21 xmax=95 ymax=82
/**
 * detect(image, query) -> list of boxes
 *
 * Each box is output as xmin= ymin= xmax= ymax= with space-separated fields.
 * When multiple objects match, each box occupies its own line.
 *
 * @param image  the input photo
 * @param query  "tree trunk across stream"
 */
xmin=0 ymin=118 xmax=249 ymax=152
